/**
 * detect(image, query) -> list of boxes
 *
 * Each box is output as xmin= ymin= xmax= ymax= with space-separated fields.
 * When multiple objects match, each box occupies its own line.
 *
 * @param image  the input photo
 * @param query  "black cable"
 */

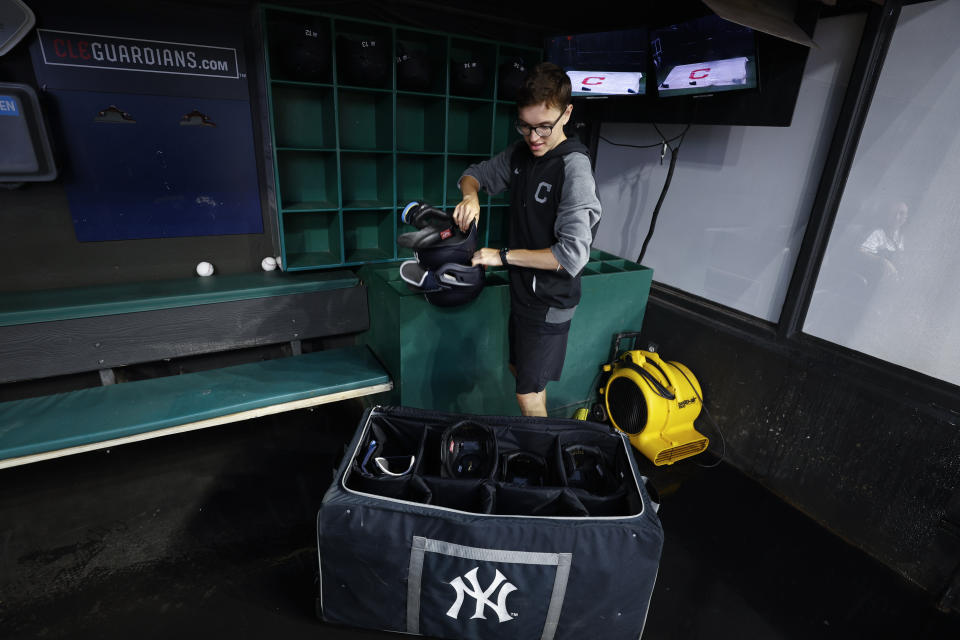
xmin=636 ymin=143 xmax=679 ymax=263
xmin=672 ymin=365 xmax=726 ymax=469
xmin=693 ymin=405 xmax=727 ymax=469
xmin=629 ymin=123 xmax=690 ymax=264
xmin=599 ymin=133 xmax=684 ymax=149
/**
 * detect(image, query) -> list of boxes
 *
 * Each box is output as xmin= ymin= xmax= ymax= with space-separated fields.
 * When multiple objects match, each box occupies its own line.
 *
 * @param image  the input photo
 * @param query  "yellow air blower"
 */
xmin=597 ymin=335 xmax=708 ymax=465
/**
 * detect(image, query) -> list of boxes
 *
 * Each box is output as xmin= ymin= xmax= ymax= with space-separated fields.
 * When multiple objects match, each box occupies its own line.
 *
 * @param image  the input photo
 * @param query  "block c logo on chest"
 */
xmin=535 ymin=181 xmax=552 ymax=204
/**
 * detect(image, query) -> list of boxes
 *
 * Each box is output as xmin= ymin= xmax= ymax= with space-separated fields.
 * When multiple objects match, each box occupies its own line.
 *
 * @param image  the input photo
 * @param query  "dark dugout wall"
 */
xmin=0 ymin=0 xmax=276 ymax=292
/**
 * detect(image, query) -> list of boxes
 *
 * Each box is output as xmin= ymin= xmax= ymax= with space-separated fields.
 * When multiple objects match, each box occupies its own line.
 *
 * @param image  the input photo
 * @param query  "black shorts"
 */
xmin=508 ymin=313 xmax=572 ymax=395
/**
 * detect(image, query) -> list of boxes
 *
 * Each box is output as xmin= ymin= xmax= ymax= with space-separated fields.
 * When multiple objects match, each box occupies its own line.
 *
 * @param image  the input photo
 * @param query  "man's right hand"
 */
xmin=454 ymin=176 xmax=482 ymax=233
xmin=453 ymin=194 xmax=480 ymax=233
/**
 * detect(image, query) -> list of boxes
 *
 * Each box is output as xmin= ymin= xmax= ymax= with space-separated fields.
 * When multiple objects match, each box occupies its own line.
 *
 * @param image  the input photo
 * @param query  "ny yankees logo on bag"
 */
xmin=446 ymin=566 xmax=518 ymax=622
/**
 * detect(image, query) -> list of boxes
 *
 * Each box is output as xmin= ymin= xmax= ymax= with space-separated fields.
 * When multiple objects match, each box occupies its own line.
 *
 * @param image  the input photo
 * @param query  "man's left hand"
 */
xmin=471 ymin=248 xmax=502 ymax=267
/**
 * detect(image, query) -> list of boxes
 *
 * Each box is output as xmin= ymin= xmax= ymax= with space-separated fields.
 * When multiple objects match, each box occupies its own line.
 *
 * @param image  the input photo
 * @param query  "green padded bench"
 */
xmin=0 ymin=345 xmax=391 ymax=469
xmin=0 ymin=271 xmax=392 ymax=469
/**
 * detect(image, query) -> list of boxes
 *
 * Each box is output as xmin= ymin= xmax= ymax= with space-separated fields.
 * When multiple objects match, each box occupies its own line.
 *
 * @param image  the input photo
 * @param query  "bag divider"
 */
xmin=421 ymin=475 xmax=495 ymax=514
xmin=494 ymin=483 xmax=589 ymax=517
xmin=347 ymin=472 xmax=433 ymax=503
xmin=342 ymin=407 xmax=644 ymax=517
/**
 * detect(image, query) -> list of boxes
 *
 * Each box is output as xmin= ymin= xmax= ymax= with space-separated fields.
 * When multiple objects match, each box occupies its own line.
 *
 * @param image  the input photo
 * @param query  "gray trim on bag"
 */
xmin=406 ymin=535 xmax=572 ymax=640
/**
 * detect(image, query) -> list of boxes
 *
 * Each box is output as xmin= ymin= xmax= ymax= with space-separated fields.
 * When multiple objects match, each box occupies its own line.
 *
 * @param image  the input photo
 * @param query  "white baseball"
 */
xmin=196 ymin=261 xmax=214 ymax=276
xmin=261 ymin=256 xmax=277 ymax=271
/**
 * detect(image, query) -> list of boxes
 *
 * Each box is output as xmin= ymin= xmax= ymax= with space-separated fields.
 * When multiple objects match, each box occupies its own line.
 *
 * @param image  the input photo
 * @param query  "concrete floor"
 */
xmin=1 ymin=402 xmax=958 ymax=639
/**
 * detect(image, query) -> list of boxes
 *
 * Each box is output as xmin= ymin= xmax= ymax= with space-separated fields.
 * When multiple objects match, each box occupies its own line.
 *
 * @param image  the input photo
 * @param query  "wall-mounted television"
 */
xmin=545 ymin=28 xmax=648 ymax=97
xmin=651 ymin=14 xmax=758 ymax=98
xmin=545 ymin=4 xmax=815 ymax=127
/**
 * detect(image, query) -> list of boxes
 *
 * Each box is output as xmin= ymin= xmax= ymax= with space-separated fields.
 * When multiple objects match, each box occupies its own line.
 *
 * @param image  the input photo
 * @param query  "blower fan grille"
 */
xmin=607 ymin=377 xmax=648 ymax=435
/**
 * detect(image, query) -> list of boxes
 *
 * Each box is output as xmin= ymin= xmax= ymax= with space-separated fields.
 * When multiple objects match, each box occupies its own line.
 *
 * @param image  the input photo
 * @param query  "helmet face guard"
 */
xmin=563 ymin=443 xmax=616 ymax=495
xmin=400 ymin=260 xmax=485 ymax=307
xmin=500 ymin=450 xmax=548 ymax=487
xmin=441 ymin=420 xmax=498 ymax=480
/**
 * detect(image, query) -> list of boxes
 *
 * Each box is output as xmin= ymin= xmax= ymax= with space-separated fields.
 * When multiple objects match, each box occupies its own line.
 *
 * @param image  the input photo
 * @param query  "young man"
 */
xmin=453 ymin=62 xmax=602 ymax=417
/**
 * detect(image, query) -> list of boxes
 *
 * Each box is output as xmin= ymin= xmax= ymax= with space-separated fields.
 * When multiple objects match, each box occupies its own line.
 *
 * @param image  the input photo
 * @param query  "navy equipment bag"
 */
xmin=317 ymin=405 xmax=663 ymax=640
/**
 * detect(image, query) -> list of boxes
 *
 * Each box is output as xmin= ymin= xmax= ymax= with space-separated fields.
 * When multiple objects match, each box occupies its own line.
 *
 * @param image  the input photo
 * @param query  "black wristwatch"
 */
xmin=499 ymin=247 xmax=510 ymax=266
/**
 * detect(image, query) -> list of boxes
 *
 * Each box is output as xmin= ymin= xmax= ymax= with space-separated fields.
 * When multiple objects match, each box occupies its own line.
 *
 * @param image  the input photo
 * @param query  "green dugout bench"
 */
xmin=0 ymin=271 xmax=391 ymax=469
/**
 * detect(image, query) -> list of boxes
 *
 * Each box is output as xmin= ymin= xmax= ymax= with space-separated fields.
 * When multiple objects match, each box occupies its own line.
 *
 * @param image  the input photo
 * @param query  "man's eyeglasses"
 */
xmin=515 ymin=108 xmax=566 ymax=138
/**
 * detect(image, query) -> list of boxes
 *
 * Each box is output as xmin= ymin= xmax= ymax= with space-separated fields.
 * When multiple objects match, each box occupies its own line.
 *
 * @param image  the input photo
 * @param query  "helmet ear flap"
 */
xmin=398 ymin=225 xmax=443 ymax=249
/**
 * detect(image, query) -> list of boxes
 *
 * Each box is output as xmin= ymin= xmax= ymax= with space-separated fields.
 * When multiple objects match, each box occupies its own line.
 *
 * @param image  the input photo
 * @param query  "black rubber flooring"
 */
xmin=1 ymin=403 xmax=958 ymax=639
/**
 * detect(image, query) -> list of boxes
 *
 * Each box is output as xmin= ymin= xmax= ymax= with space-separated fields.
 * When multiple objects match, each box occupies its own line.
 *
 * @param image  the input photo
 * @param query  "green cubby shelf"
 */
xmin=277 ymin=151 xmax=338 ymax=210
xmin=397 ymin=154 xmax=444 ymax=206
xmin=281 ymin=211 xmax=342 ymax=268
xmin=272 ymin=84 xmax=336 ymax=149
xmin=262 ymin=5 xmax=540 ymax=270
xmin=396 ymin=94 xmax=445 ymax=153
xmin=343 ymin=210 xmax=395 ymax=263
xmin=447 ymin=99 xmax=494 ymax=155
xmin=486 ymin=205 xmax=510 ymax=247
xmin=341 ymin=153 xmax=394 ymax=209
xmin=445 ymin=156 xmax=486 ymax=205
xmin=338 ymin=90 xmax=393 ymax=151
xmin=493 ymin=102 xmax=522 ymax=151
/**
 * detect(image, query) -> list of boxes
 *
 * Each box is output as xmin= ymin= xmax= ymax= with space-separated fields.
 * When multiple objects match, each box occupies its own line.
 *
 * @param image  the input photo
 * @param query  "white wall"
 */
xmin=804 ymin=0 xmax=960 ymax=386
xmin=592 ymin=13 xmax=865 ymax=322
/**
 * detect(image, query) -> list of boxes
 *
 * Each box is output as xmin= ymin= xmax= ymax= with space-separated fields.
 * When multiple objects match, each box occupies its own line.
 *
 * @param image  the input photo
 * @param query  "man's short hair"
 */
xmin=516 ymin=62 xmax=571 ymax=111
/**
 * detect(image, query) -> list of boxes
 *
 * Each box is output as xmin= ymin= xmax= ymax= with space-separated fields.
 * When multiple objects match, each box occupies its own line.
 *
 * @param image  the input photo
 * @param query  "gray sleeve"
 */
xmin=551 ymin=153 xmax=602 ymax=276
xmin=459 ymin=142 xmax=517 ymax=196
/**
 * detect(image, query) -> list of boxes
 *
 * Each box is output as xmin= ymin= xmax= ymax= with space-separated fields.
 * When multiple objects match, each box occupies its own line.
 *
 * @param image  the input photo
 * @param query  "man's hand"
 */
xmin=453 ymin=193 xmax=480 ymax=233
xmin=471 ymin=247 xmax=502 ymax=267
xmin=454 ymin=175 xmax=481 ymax=233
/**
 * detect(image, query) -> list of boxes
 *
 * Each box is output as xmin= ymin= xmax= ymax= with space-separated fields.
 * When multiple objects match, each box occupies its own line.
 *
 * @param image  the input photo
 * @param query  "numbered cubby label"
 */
xmin=396 ymin=29 xmax=447 ymax=95
xmin=449 ymin=39 xmax=496 ymax=99
xmin=334 ymin=20 xmax=393 ymax=90
xmin=496 ymin=47 xmax=538 ymax=102
xmin=266 ymin=11 xmax=333 ymax=84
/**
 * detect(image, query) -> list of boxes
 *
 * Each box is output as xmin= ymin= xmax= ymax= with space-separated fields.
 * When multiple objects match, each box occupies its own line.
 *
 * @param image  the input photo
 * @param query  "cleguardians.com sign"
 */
xmin=36 ymin=29 xmax=239 ymax=79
